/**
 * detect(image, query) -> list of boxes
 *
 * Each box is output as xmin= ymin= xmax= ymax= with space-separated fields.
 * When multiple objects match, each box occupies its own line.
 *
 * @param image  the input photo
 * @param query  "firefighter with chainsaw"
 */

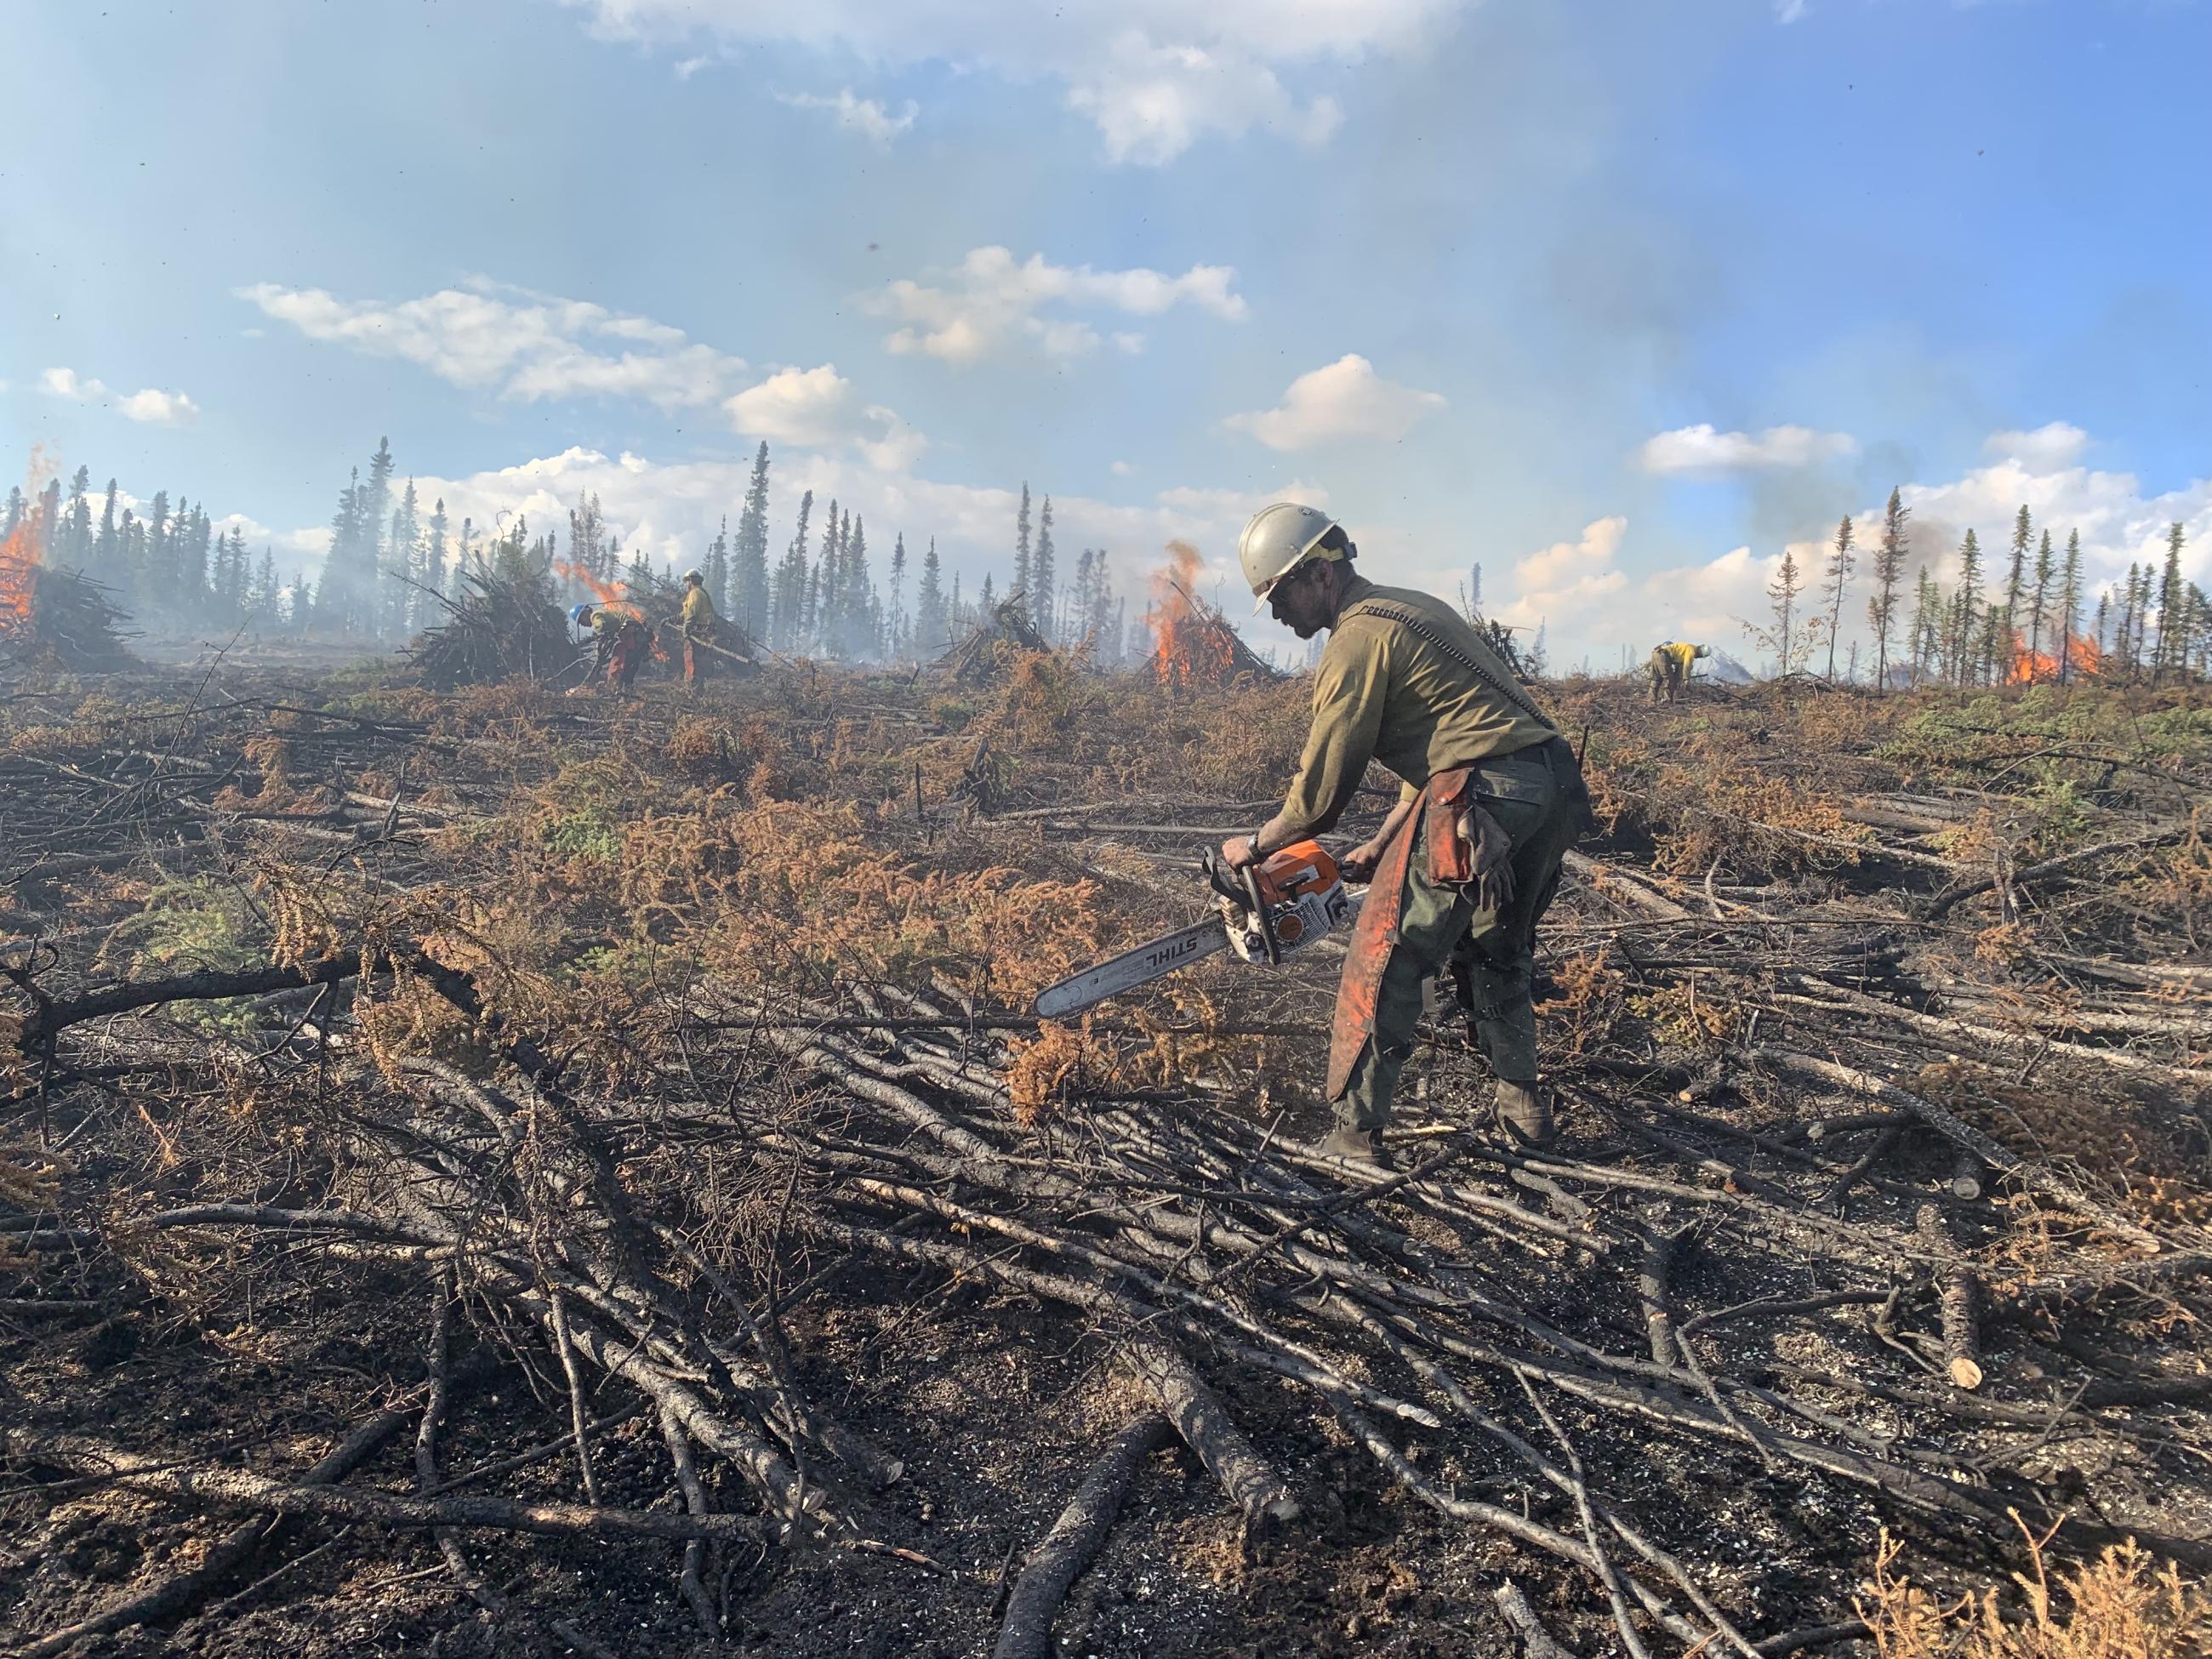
xmin=676 ymin=567 xmax=717 ymax=688
xmin=571 ymin=601 xmax=648 ymax=693
xmin=1647 ymin=640 xmax=1708 ymax=705
xmin=1222 ymin=504 xmax=1591 ymax=1164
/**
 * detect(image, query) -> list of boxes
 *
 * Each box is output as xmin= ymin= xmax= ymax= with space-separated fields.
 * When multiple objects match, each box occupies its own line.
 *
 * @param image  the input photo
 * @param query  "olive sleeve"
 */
xmin=1275 ymin=623 xmax=1389 ymax=840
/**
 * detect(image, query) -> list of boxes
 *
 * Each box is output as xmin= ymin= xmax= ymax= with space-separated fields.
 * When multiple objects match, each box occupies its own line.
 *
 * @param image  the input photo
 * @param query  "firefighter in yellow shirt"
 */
xmin=677 ymin=569 xmax=718 ymax=687
xmin=1647 ymin=641 xmax=1709 ymax=704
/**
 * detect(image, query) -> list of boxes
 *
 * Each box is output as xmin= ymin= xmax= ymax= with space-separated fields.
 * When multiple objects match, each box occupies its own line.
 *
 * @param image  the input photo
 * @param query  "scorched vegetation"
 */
xmin=3 ymin=654 xmax=2209 ymax=1658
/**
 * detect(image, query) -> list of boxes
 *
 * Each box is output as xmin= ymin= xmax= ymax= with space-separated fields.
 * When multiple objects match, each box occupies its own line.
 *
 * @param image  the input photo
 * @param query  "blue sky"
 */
xmin=4 ymin=0 xmax=2208 ymax=668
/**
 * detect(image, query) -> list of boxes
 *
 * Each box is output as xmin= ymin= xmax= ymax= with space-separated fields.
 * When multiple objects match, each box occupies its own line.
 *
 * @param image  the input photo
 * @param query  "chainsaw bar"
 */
xmin=1033 ymin=919 xmax=1227 ymax=1019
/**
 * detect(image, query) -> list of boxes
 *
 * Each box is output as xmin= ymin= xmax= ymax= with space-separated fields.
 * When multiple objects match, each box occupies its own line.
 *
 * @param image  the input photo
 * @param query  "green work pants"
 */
xmin=1337 ymin=742 xmax=1582 ymax=1134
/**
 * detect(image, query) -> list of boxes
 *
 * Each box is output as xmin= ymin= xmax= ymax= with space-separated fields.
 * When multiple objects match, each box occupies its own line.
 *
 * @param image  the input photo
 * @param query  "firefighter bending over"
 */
xmin=572 ymin=601 xmax=648 ymax=693
xmin=1648 ymin=641 xmax=1709 ymax=704
xmin=1220 ymin=504 xmax=1592 ymax=1167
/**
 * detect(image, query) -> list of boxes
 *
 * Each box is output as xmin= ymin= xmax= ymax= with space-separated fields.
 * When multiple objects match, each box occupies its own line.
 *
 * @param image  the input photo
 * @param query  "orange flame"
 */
xmin=0 ymin=516 xmax=35 ymax=628
xmin=553 ymin=558 xmax=670 ymax=663
xmin=553 ymin=559 xmax=638 ymax=617
xmin=2006 ymin=629 xmax=2102 ymax=685
xmin=2 ymin=447 xmax=54 ymax=630
xmin=1145 ymin=540 xmax=1239 ymax=689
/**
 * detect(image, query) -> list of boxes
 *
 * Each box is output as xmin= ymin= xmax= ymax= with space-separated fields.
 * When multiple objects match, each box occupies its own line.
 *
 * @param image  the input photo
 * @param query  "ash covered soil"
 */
xmin=4 ymin=660 xmax=2210 ymax=1656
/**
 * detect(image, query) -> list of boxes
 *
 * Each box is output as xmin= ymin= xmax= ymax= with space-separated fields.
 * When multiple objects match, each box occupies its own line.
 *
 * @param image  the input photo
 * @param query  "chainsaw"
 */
xmin=1034 ymin=839 xmax=1357 ymax=1019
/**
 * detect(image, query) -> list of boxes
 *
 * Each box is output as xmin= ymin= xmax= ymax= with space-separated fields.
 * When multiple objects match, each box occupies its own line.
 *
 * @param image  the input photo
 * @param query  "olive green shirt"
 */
xmin=1276 ymin=573 xmax=1558 ymax=839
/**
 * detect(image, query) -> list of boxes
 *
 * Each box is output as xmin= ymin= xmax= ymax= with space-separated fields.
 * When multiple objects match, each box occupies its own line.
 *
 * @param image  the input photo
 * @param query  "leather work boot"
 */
xmin=1314 ymin=1125 xmax=1395 ymax=1172
xmin=1492 ymin=1080 xmax=1556 ymax=1150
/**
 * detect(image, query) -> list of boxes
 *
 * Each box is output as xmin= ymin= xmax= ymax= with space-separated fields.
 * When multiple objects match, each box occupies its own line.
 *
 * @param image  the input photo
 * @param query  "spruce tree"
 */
xmin=34 ymin=479 xmax=60 ymax=559
xmin=1086 ymin=550 xmax=1119 ymax=655
xmin=2027 ymin=529 xmax=2055 ymax=677
xmin=2055 ymin=529 xmax=2083 ymax=683
xmin=386 ymin=479 xmax=421 ymax=635
xmin=731 ymin=442 xmax=772 ymax=638
xmin=1033 ymin=494 xmax=1056 ymax=641
xmin=1012 ymin=483 xmax=1032 ymax=600
xmin=61 ymin=467 xmax=92 ymax=567
xmin=773 ymin=490 xmax=813 ymax=651
xmin=1949 ymin=529 xmax=1982 ymax=687
xmin=1820 ymin=516 xmax=1855 ymax=681
xmin=916 ymin=536 xmax=947 ymax=657
xmin=144 ymin=490 xmax=171 ymax=606
xmin=2155 ymin=522 xmax=2187 ymax=683
xmin=1906 ymin=567 xmax=1938 ymax=685
xmin=1866 ymin=487 xmax=1909 ymax=690
xmin=842 ymin=516 xmax=871 ymax=659
xmin=705 ymin=516 xmax=730 ymax=621
xmin=2000 ymin=503 xmax=2031 ymax=680
xmin=813 ymin=501 xmax=842 ymax=651
xmin=181 ymin=506 xmax=212 ymax=613
xmin=93 ymin=481 xmax=118 ymax=578
xmin=2 ymin=487 xmax=22 ymax=542
xmin=358 ymin=439 xmax=396 ymax=634
xmin=1765 ymin=544 xmax=1804 ymax=676
xmin=887 ymin=532 xmax=908 ymax=659
xmin=425 ymin=499 xmax=449 ymax=603
xmin=568 ymin=493 xmax=605 ymax=578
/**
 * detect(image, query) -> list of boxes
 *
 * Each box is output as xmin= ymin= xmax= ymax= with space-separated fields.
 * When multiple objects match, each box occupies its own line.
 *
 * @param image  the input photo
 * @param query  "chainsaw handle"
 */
xmin=1240 ymin=862 xmax=1280 ymax=966
xmin=1199 ymin=849 xmax=1280 ymax=966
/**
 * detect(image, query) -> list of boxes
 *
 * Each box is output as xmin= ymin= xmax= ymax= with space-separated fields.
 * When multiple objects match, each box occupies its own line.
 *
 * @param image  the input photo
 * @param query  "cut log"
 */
xmin=3 ymin=1428 xmax=770 ymax=1543
xmin=994 ymin=1414 xmax=1174 ymax=1659
xmin=1916 ymin=1205 xmax=1983 ymax=1391
xmin=1495 ymin=1577 xmax=1581 ymax=1659
xmin=1120 ymin=1341 xmax=1302 ymax=1528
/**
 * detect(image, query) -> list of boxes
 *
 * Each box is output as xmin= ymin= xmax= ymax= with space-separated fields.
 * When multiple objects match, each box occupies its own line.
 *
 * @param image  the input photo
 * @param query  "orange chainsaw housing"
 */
xmin=1219 ymin=839 xmax=1351 ymax=959
xmin=1251 ymin=841 xmax=1339 ymax=944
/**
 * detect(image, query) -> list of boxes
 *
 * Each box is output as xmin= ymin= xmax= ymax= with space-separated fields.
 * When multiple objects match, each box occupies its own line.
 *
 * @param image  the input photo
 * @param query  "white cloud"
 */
xmin=1110 ymin=459 xmax=1135 ymax=476
xmin=1154 ymin=481 xmax=1332 ymax=517
xmin=1223 ymin=354 xmax=1446 ymax=451
xmin=866 ymin=245 xmax=1247 ymax=364
xmin=1776 ymin=0 xmax=1810 ymax=22
xmin=1064 ymin=36 xmax=1346 ymax=165
xmin=568 ymin=0 xmax=1466 ymax=162
xmin=235 ymin=277 xmax=750 ymax=409
xmin=1981 ymin=421 xmax=2088 ymax=470
xmin=209 ymin=512 xmax=328 ymax=560
xmin=42 ymin=366 xmax=200 ymax=425
xmin=776 ymin=87 xmax=917 ymax=144
xmin=1512 ymin=515 xmax=1627 ymax=595
xmin=1636 ymin=423 xmax=1857 ymax=475
xmin=1492 ymin=425 xmax=2212 ymax=674
xmin=722 ymin=362 xmax=926 ymax=471
xmin=1492 ymin=519 xmax=1772 ymax=658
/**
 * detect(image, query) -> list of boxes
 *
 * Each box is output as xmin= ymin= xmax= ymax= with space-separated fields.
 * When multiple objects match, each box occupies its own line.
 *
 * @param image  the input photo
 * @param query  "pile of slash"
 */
xmin=2 ymin=665 xmax=2209 ymax=1658
xmin=0 ymin=566 xmax=136 ymax=673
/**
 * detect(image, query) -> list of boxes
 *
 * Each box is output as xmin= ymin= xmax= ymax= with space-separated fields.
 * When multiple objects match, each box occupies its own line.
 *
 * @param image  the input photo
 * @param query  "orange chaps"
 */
xmin=1325 ymin=764 xmax=1477 ymax=1101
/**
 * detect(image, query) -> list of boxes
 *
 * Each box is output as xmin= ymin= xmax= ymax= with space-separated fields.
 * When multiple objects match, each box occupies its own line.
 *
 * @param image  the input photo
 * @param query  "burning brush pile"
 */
xmin=1147 ymin=539 xmax=1279 ymax=689
xmin=0 ymin=514 xmax=136 ymax=672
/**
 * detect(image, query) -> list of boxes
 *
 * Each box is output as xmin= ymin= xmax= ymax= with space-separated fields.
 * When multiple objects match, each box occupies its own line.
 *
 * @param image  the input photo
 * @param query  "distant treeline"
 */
xmin=3 ymin=445 xmax=1151 ymax=665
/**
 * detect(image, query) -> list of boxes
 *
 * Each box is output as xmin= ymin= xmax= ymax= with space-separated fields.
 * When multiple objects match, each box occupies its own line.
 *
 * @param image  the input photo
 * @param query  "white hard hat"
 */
xmin=1238 ymin=503 xmax=1341 ymax=614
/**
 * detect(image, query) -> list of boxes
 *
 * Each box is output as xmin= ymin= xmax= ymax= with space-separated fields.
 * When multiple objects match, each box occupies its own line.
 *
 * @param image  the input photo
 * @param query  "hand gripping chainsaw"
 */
xmin=1034 ymin=840 xmax=1357 ymax=1019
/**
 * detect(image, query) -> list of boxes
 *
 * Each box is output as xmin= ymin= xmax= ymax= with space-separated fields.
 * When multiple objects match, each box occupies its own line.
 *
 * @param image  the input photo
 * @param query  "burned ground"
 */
xmin=3 ymin=658 xmax=2209 ymax=1658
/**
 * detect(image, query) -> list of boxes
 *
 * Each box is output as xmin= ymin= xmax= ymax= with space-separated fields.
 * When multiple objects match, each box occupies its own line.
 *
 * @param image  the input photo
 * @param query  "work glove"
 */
xmin=1457 ymin=803 xmax=1519 ymax=915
